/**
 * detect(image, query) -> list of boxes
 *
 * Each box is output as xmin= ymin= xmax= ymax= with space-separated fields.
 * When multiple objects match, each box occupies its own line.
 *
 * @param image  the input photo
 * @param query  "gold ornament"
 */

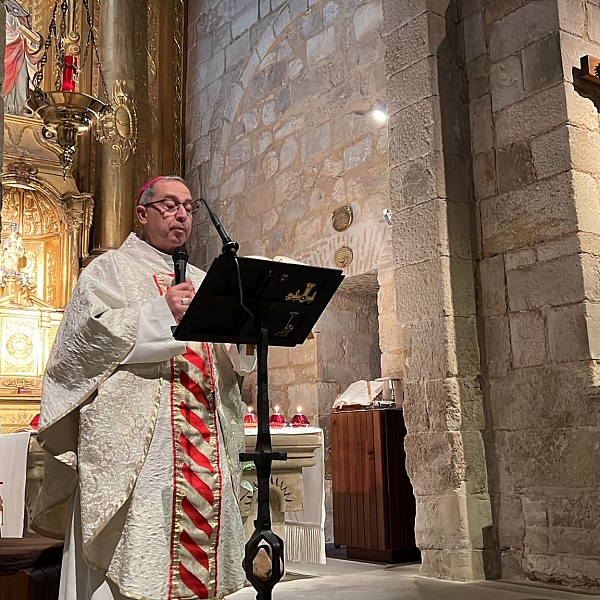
xmin=334 ymin=247 xmax=353 ymax=268
xmin=332 ymin=206 xmax=353 ymax=232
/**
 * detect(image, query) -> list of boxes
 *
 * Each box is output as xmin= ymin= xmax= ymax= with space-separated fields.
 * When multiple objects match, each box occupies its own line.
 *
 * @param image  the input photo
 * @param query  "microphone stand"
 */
xmin=201 ymin=198 xmax=286 ymax=599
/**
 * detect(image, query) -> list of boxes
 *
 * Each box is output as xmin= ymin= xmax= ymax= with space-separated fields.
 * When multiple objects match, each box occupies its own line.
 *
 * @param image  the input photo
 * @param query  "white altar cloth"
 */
xmin=244 ymin=426 xmax=326 ymax=564
xmin=0 ymin=431 xmax=31 ymax=538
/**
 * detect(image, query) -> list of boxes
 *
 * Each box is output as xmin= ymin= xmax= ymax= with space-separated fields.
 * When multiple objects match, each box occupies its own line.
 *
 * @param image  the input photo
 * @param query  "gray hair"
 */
xmin=138 ymin=175 xmax=188 ymax=206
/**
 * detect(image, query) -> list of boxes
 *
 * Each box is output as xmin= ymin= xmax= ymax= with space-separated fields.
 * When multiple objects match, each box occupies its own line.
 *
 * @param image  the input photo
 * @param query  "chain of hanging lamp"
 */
xmin=32 ymin=0 xmax=109 ymax=102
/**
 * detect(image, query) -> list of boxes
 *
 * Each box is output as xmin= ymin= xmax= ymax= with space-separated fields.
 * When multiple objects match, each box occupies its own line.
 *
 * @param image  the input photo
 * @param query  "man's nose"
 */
xmin=174 ymin=204 xmax=188 ymax=221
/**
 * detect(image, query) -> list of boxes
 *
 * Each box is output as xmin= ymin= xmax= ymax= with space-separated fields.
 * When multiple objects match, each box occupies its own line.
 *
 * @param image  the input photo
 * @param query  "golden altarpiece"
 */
xmin=0 ymin=0 xmax=186 ymax=432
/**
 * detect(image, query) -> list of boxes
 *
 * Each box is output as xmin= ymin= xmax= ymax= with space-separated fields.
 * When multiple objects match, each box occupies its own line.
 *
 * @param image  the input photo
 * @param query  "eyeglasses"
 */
xmin=143 ymin=198 xmax=201 ymax=216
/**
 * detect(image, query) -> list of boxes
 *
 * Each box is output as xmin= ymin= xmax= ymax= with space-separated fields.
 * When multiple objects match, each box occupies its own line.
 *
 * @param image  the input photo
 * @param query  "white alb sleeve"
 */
xmin=222 ymin=343 xmax=257 ymax=376
xmin=121 ymin=296 xmax=187 ymax=364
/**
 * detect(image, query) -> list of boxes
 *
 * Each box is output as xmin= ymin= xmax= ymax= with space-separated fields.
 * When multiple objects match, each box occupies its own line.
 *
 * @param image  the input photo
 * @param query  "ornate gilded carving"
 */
xmin=173 ymin=0 xmax=184 ymax=174
xmin=96 ymin=79 xmax=138 ymax=165
xmin=286 ymin=283 xmax=317 ymax=304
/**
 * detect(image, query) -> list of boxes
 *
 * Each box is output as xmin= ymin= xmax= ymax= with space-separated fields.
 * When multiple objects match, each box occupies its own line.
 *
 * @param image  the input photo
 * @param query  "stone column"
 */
xmin=383 ymin=0 xmax=492 ymax=581
xmin=92 ymin=0 xmax=136 ymax=254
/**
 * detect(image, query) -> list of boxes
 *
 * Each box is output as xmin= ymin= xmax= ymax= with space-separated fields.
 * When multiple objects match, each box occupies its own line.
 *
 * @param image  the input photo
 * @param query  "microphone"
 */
xmin=173 ymin=244 xmax=188 ymax=285
xmin=201 ymin=198 xmax=239 ymax=257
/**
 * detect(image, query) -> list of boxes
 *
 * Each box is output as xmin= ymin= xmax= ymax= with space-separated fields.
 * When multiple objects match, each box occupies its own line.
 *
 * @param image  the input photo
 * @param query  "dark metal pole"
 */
xmin=240 ymin=307 xmax=287 ymax=599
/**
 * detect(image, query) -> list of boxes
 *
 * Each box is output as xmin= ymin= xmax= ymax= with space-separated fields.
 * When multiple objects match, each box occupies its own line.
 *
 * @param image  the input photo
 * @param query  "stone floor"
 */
xmin=230 ymin=558 xmax=600 ymax=599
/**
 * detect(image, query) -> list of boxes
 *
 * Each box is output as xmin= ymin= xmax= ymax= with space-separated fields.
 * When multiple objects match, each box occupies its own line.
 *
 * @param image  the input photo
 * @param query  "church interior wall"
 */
xmin=185 ymin=0 xmax=397 ymax=549
xmin=466 ymin=0 xmax=600 ymax=588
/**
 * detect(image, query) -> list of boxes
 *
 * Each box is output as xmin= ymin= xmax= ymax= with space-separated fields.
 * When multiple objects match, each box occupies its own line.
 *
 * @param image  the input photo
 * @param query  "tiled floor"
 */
xmin=230 ymin=559 xmax=600 ymax=599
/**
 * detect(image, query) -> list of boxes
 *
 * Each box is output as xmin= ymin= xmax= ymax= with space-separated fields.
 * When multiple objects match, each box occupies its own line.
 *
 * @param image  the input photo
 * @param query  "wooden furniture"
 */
xmin=331 ymin=408 xmax=419 ymax=563
xmin=0 ymin=537 xmax=63 ymax=600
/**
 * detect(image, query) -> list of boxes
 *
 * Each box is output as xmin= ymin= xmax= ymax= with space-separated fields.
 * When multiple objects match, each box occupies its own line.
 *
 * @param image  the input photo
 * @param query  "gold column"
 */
xmin=92 ymin=0 xmax=136 ymax=254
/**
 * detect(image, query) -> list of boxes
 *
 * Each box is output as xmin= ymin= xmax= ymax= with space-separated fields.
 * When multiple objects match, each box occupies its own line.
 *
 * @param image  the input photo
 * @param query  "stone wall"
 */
xmin=186 ymin=0 xmax=392 ymax=544
xmin=466 ymin=0 xmax=600 ymax=588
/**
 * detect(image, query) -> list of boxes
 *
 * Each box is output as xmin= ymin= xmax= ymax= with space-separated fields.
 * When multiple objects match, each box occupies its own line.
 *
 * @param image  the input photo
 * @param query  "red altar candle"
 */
xmin=269 ymin=405 xmax=286 ymax=428
xmin=290 ymin=407 xmax=310 ymax=428
xmin=62 ymin=55 xmax=78 ymax=92
xmin=243 ymin=406 xmax=258 ymax=428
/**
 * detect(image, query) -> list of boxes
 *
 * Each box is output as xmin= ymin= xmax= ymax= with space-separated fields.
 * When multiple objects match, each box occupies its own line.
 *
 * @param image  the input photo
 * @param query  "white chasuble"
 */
xmin=33 ymin=234 xmax=250 ymax=600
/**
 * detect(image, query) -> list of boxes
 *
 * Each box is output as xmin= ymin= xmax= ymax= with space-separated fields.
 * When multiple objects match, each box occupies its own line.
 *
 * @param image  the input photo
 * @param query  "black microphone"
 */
xmin=201 ymin=198 xmax=239 ymax=257
xmin=173 ymin=245 xmax=188 ymax=285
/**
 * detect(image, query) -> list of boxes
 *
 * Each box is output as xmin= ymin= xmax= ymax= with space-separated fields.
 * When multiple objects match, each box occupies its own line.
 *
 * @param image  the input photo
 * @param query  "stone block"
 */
xmin=301 ymin=122 xmax=331 ymax=160
xmin=495 ymin=84 xmax=567 ymax=148
xmin=497 ymin=494 xmax=525 ymax=549
xmin=256 ymin=26 xmax=275 ymax=59
xmin=557 ymin=0 xmax=585 ymax=35
xmin=259 ymin=0 xmax=271 ymax=18
xmin=509 ymin=310 xmax=548 ymax=368
xmin=463 ymin=10 xmax=486 ymax=62
xmin=581 ymin=252 xmax=600 ymax=302
xmin=424 ymin=376 xmax=485 ymax=432
xmin=393 ymin=198 xmax=471 ymax=267
xmin=569 ymin=126 xmax=600 ymax=177
xmin=564 ymin=83 xmax=600 ymax=132
xmin=507 ymin=427 xmax=600 ymax=489
xmin=401 ymin=318 xmax=447 ymax=381
xmin=405 ymin=432 xmax=466 ymax=495
xmin=496 ymin=142 xmax=535 ymax=194
xmin=274 ymin=5 xmax=291 ymax=35
xmin=470 ymin=94 xmax=494 ymax=154
xmin=389 ymin=152 xmax=446 ymax=210
xmin=489 ymin=361 xmax=598 ymax=430
xmin=504 ymin=248 xmax=535 ymax=270
xmin=506 ymin=253 xmax=584 ymax=311
xmin=384 ymin=12 xmax=429 ymax=77
xmin=306 ymin=26 xmax=336 ymax=66
xmin=547 ymin=303 xmax=590 ymax=363
xmin=419 ymin=548 xmax=486 ymax=582
xmin=279 ymin=136 xmax=298 ymax=170
xmin=480 ymin=172 xmax=578 ymax=255
xmin=226 ymin=32 xmax=250 ymax=70
xmin=473 ymin=151 xmax=496 ymax=200
xmin=589 ymin=3 xmax=600 ymax=43
xmin=324 ymin=1 xmax=339 ymax=24
xmin=467 ymin=55 xmax=490 ymax=100
xmin=354 ymin=1 xmax=383 ymax=40
xmin=388 ymin=56 xmax=437 ymax=116
xmin=298 ymin=10 xmax=321 ymax=40
xmin=231 ymin=2 xmax=258 ymax=38
xmin=395 ymin=257 xmax=476 ymax=321
xmin=490 ymin=54 xmax=525 ymax=113
xmin=479 ymin=254 xmax=507 ymax=316
xmin=199 ymin=49 xmax=225 ymax=89
xmin=484 ymin=315 xmax=511 ymax=378
xmin=389 ymin=97 xmax=442 ymax=166
xmin=229 ymin=137 xmax=252 ymax=166
xmin=488 ymin=0 xmax=559 ymax=63
xmin=290 ymin=0 xmax=308 ymax=20
xmin=343 ymin=136 xmax=372 ymax=170
xmin=522 ymin=32 xmax=563 ymax=96
xmin=530 ymin=125 xmax=571 ymax=179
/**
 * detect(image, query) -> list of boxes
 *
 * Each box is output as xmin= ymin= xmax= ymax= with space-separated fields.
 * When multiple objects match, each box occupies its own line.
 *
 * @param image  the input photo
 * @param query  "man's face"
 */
xmin=136 ymin=179 xmax=193 ymax=254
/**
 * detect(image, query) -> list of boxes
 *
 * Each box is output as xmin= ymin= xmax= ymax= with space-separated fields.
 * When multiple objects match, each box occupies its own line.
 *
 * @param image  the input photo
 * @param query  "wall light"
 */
xmin=371 ymin=102 xmax=388 ymax=123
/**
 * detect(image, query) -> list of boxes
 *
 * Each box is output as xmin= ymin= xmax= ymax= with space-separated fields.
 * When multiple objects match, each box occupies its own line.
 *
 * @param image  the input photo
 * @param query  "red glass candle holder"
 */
xmin=62 ymin=55 xmax=78 ymax=92
xmin=269 ymin=410 xmax=287 ymax=428
xmin=244 ymin=410 xmax=258 ymax=428
xmin=290 ymin=412 xmax=310 ymax=427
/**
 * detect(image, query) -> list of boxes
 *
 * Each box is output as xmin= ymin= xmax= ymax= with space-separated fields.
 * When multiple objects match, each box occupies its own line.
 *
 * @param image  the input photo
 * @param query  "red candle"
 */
xmin=269 ymin=405 xmax=286 ymax=428
xmin=244 ymin=406 xmax=258 ymax=428
xmin=290 ymin=407 xmax=310 ymax=427
xmin=62 ymin=55 xmax=78 ymax=92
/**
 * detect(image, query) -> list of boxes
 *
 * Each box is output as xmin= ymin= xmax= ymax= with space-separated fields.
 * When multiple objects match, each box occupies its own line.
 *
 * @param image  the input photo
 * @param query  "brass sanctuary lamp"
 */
xmin=26 ymin=0 xmax=109 ymax=177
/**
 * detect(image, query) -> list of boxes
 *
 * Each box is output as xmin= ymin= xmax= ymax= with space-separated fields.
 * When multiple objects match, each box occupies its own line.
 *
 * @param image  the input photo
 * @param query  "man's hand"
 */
xmin=166 ymin=282 xmax=194 ymax=321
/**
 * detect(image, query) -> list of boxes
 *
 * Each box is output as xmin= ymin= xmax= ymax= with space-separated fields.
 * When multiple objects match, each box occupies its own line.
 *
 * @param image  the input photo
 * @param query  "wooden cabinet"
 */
xmin=331 ymin=409 xmax=419 ymax=563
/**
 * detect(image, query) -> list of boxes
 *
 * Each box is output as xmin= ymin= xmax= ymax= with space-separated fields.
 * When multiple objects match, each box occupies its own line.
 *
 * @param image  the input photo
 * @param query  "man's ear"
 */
xmin=136 ymin=205 xmax=148 ymax=225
